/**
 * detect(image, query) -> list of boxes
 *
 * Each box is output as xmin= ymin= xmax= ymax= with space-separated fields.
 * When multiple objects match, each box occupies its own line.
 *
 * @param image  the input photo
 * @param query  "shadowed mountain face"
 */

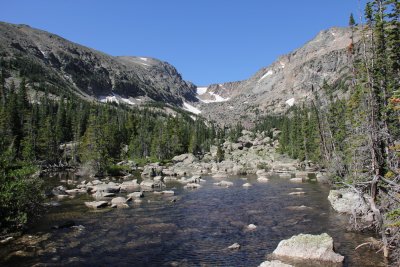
xmin=0 ymin=22 xmax=197 ymax=105
xmin=196 ymin=27 xmax=360 ymax=126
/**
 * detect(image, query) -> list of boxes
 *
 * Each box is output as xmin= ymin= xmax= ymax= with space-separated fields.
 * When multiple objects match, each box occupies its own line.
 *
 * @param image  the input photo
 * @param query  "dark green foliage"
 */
xmin=215 ymin=145 xmax=224 ymax=163
xmin=349 ymin=13 xmax=356 ymax=27
xmin=0 ymin=164 xmax=43 ymax=234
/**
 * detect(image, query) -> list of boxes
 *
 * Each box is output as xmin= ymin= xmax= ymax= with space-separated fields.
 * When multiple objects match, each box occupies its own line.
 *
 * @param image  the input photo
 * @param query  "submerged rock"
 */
xmin=214 ymin=181 xmax=234 ymax=187
xmin=127 ymin=192 xmax=144 ymax=199
xmin=140 ymin=180 xmax=165 ymax=191
xmin=228 ymin=243 xmax=241 ymax=249
xmin=242 ymin=183 xmax=252 ymax=187
xmin=119 ymin=180 xmax=139 ymax=192
xmin=278 ymin=173 xmax=292 ymax=179
xmin=285 ymin=205 xmax=312 ymax=211
xmin=257 ymin=177 xmax=269 ymax=182
xmin=272 ymin=233 xmax=344 ymax=263
xmin=92 ymin=184 xmax=120 ymax=194
xmin=51 ymin=220 xmax=75 ymax=229
xmin=247 ymin=224 xmax=257 ymax=230
xmin=258 ymin=260 xmax=293 ymax=267
xmin=184 ymin=183 xmax=202 ymax=189
xmin=288 ymin=191 xmax=306 ymax=196
xmin=161 ymin=190 xmax=175 ymax=196
xmin=111 ymin=197 xmax=127 ymax=206
xmin=84 ymin=201 xmax=108 ymax=209
xmin=289 ymin=178 xmax=303 ymax=183
xmin=52 ymin=185 xmax=67 ymax=196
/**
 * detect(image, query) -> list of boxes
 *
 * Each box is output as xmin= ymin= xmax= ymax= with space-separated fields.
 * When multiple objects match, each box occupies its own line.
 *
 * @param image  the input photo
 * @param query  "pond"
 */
xmin=0 ymin=174 xmax=388 ymax=266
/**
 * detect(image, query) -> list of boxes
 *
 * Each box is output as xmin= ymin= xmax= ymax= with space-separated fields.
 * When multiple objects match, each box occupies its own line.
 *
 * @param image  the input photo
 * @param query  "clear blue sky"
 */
xmin=1 ymin=0 xmax=366 ymax=86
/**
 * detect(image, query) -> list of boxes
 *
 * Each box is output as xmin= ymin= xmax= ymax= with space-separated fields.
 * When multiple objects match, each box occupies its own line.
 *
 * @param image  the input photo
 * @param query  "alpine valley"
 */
xmin=0 ymin=2 xmax=399 ymax=266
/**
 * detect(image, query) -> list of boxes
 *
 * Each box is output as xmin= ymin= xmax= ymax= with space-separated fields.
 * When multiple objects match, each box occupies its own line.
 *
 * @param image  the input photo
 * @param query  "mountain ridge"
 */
xmin=0 ymin=21 xmax=198 ymax=107
xmin=195 ymin=26 xmax=359 ymax=126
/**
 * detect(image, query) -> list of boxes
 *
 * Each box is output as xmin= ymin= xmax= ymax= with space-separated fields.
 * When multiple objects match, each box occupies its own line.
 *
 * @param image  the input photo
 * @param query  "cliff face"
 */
xmin=0 ymin=22 xmax=197 ymax=105
xmin=197 ymin=27 xmax=359 ymax=125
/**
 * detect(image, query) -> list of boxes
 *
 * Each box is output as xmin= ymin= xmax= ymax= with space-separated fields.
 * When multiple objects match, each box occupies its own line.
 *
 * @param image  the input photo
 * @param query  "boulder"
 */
xmin=84 ymin=201 xmax=108 ymax=209
xmin=242 ymin=183 xmax=252 ymax=187
xmin=184 ymin=183 xmax=202 ymax=189
xmin=247 ymin=224 xmax=257 ymax=230
xmin=92 ymin=184 xmax=120 ymax=194
xmin=278 ymin=173 xmax=292 ymax=179
xmin=93 ymin=191 xmax=115 ymax=199
xmin=213 ymin=173 xmax=227 ymax=179
xmin=172 ymin=153 xmax=197 ymax=165
xmin=119 ymin=180 xmax=139 ymax=192
xmin=328 ymin=189 xmax=369 ymax=215
xmin=228 ymin=243 xmax=241 ymax=250
xmin=272 ymin=233 xmax=344 ymax=263
xmin=214 ymin=181 xmax=233 ymax=187
xmin=140 ymin=180 xmax=165 ymax=191
xmin=316 ymin=173 xmax=330 ymax=184
xmin=127 ymin=192 xmax=144 ymax=199
xmin=111 ymin=197 xmax=127 ymax=205
xmin=188 ymin=175 xmax=201 ymax=183
xmin=142 ymin=163 xmax=163 ymax=177
xmin=52 ymin=185 xmax=67 ymax=196
xmin=258 ymin=260 xmax=293 ymax=267
xmin=161 ymin=190 xmax=175 ymax=196
xmin=153 ymin=176 xmax=163 ymax=181
xmin=290 ymin=178 xmax=303 ymax=183
xmin=65 ymin=188 xmax=86 ymax=196
xmin=257 ymin=177 xmax=269 ymax=183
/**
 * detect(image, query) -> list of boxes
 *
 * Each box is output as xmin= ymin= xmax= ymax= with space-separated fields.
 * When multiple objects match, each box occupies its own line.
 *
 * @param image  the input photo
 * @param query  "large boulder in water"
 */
xmin=119 ymin=180 xmax=139 ymax=192
xmin=272 ymin=233 xmax=344 ymax=263
xmin=92 ymin=184 xmax=120 ymax=194
xmin=328 ymin=189 xmax=369 ymax=215
xmin=84 ymin=201 xmax=108 ymax=209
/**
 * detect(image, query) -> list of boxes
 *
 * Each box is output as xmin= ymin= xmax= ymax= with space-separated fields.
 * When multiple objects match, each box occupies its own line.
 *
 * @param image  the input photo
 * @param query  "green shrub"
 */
xmin=0 ymin=165 xmax=44 ymax=234
xmin=106 ymin=164 xmax=130 ymax=176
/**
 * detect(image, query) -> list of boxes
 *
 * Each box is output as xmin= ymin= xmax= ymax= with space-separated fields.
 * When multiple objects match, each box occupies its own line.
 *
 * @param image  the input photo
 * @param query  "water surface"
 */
xmin=0 ymin=174 xmax=387 ymax=266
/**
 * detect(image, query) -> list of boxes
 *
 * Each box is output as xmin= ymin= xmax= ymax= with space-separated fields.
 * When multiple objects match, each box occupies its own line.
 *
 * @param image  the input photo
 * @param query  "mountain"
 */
xmin=0 ymin=22 xmax=197 ymax=106
xmin=195 ymin=27 xmax=359 ymax=126
xmin=0 ymin=22 xmax=360 ymax=124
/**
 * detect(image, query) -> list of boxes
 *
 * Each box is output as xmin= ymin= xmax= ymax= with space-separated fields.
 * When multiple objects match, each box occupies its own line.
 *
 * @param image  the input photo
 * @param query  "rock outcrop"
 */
xmin=272 ymin=233 xmax=344 ymax=263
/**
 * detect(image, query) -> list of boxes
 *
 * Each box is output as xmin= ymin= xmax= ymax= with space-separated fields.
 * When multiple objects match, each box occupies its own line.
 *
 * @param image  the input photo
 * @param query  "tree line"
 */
xmin=0 ymin=75 xmax=220 ymax=233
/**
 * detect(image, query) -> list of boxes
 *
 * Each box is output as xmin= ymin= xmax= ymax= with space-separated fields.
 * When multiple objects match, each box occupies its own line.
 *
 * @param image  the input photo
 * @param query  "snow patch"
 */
xmin=99 ymin=93 xmax=135 ymax=105
xmin=279 ymin=62 xmax=285 ymax=69
xmin=259 ymin=70 xmax=274 ymax=81
xmin=196 ymin=87 xmax=208 ymax=95
xmin=285 ymin=98 xmax=295 ymax=106
xmin=190 ymin=115 xmax=197 ymax=121
xmin=183 ymin=102 xmax=201 ymax=115
xmin=139 ymin=57 xmax=148 ymax=61
xmin=200 ymin=92 xmax=230 ymax=103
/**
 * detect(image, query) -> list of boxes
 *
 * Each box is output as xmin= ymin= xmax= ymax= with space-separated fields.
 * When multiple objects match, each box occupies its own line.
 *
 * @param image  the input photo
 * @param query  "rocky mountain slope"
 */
xmin=194 ymin=27 xmax=360 ymax=125
xmin=0 ymin=22 xmax=197 ymax=106
xmin=0 ymin=22 xmax=361 ymax=124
